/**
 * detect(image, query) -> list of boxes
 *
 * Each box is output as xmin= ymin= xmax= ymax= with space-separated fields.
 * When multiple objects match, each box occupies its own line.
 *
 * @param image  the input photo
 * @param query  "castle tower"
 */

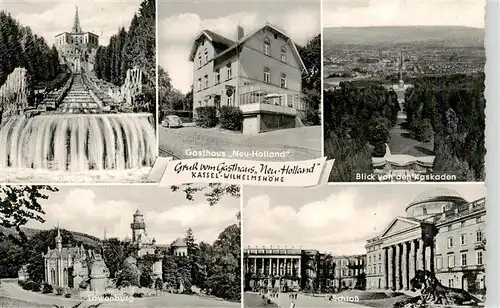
xmin=56 ymin=225 xmax=62 ymax=251
xmin=72 ymin=6 xmax=82 ymax=33
xmin=131 ymin=210 xmax=146 ymax=242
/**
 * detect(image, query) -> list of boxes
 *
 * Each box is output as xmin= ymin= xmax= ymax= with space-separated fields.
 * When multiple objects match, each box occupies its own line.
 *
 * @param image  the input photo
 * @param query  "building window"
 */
xmin=460 ymin=234 xmax=467 ymax=246
xmin=476 ymin=217 xmax=481 ymax=223
xmin=378 ymin=254 xmax=381 ymax=261
xmin=422 ymin=206 xmax=427 ymax=215
xmin=436 ymin=256 xmax=442 ymax=269
xmin=461 ymin=253 xmax=467 ymax=266
xmin=448 ymin=225 xmax=452 ymax=231
xmin=477 ymin=251 xmax=483 ymax=265
xmin=227 ymin=93 xmax=233 ymax=105
xmin=264 ymin=68 xmax=271 ymax=83
xmin=226 ymin=64 xmax=232 ymax=79
xmin=448 ymin=279 xmax=454 ymax=288
xmin=373 ymin=265 xmax=376 ymax=274
xmin=281 ymin=46 xmax=287 ymax=62
xmin=368 ymin=256 xmax=371 ymax=263
xmin=204 ymin=75 xmax=208 ymax=88
xmin=204 ymin=48 xmax=208 ymax=62
xmin=476 ymin=230 xmax=483 ymax=242
xmin=197 ymin=78 xmax=201 ymax=91
xmin=204 ymin=99 xmax=208 ymax=106
xmin=461 ymin=221 xmax=465 ymax=228
xmin=198 ymin=53 xmax=202 ymax=67
xmin=280 ymin=73 xmax=287 ymax=88
xmin=447 ymin=255 xmax=455 ymax=268
xmin=447 ymin=236 xmax=453 ymax=248
xmin=215 ymin=69 xmax=220 ymax=84
xmin=378 ymin=265 xmax=381 ymax=273
xmin=264 ymin=37 xmax=271 ymax=56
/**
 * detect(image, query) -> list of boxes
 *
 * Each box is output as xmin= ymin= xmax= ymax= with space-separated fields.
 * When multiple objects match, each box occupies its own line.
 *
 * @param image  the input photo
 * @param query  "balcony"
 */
xmin=240 ymin=99 xmax=297 ymax=116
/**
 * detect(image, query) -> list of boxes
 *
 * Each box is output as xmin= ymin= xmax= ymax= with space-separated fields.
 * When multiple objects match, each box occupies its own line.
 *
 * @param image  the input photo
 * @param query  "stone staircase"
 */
xmin=59 ymin=74 xmax=100 ymax=114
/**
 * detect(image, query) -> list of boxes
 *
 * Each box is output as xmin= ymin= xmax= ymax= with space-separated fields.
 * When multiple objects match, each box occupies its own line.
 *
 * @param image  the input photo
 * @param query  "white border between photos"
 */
xmin=485 ymin=0 xmax=499 ymax=307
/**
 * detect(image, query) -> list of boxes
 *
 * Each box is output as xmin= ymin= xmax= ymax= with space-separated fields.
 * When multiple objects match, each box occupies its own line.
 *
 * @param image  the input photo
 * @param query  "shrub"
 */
xmin=419 ymin=118 xmax=434 ymax=142
xmin=42 ymin=283 xmax=53 ymax=294
xmin=372 ymin=143 xmax=387 ymax=157
xmin=132 ymin=292 xmax=143 ymax=298
xmin=22 ymin=280 xmax=41 ymax=292
xmin=219 ymin=106 xmax=243 ymax=131
xmin=17 ymin=280 xmax=25 ymax=288
xmin=103 ymin=293 xmax=113 ymax=298
xmin=65 ymin=293 xmax=72 ymax=298
xmin=54 ymin=286 xmax=65 ymax=296
xmin=195 ymin=106 xmax=217 ymax=128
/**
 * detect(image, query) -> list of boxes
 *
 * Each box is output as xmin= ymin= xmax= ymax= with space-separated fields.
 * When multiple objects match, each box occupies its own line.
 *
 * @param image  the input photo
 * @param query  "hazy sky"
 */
xmin=323 ymin=0 xmax=485 ymax=28
xmin=25 ymin=185 xmax=239 ymax=245
xmin=158 ymin=0 xmax=321 ymax=93
xmin=243 ymin=184 xmax=486 ymax=255
xmin=0 ymin=0 xmax=143 ymax=46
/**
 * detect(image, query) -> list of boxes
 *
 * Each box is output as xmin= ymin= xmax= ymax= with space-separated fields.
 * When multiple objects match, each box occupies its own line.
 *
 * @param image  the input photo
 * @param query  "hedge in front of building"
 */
xmin=195 ymin=106 xmax=217 ymax=128
xmin=219 ymin=106 xmax=243 ymax=131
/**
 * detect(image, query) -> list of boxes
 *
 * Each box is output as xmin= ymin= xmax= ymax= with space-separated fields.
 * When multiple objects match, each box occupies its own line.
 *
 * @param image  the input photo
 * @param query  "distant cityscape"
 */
xmin=323 ymin=26 xmax=485 ymax=88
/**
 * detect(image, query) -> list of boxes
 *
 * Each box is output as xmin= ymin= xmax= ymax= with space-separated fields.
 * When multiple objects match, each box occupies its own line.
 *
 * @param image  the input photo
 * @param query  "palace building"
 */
xmin=54 ymin=7 xmax=99 ymax=72
xmin=189 ymin=23 xmax=308 ymax=135
xmin=365 ymin=188 xmax=486 ymax=292
xmin=43 ymin=227 xmax=110 ymax=291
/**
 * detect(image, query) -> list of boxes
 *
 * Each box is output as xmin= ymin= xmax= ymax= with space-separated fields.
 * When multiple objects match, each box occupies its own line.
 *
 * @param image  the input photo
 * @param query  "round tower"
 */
xmin=130 ymin=210 xmax=146 ymax=242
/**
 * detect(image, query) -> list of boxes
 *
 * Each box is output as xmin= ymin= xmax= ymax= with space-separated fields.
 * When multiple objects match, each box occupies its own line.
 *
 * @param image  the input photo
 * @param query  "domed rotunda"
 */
xmin=405 ymin=187 xmax=468 ymax=219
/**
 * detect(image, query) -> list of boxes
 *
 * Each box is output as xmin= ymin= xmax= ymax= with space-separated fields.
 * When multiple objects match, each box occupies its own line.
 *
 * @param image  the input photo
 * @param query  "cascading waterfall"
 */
xmin=0 ymin=113 xmax=156 ymax=172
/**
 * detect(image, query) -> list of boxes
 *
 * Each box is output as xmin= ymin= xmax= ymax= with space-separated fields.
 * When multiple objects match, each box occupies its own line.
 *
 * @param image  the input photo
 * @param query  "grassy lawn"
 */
xmin=0 ymin=297 xmax=52 ymax=307
xmin=244 ymin=293 xmax=279 ymax=308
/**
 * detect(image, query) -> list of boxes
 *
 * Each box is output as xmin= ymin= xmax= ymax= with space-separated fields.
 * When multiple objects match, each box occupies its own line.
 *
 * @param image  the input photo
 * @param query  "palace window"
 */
xmin=281 ymin=46 xmax=287 ymax=62
xmin=476 ymin=230 xmax=483 ymax=242
xmin=460 ymin=233 xmax=467 ymax=246
xmin=227 ymin=92 xmax=233 ymax=105
xmin=447 ymin=255 xmax=455 ymax=268
xmin=379 ymin=254 xmax=381 ymax=261
xmin=226 ymin=64 xmax=232 ymax=79
xmin=204 ymin=75 xmax=208 ymax=88
xmin=264 ymin=68 xmax=271 ymax=83
xmin=215 ymin=69 xmax=220 ymax=84
xmin=436 ymin=256 xmax=442 ymax=269
xmin=378 ymin=265 xmax=381 ymax=273
xmin=280 ymin=73 xmax=287 ymax=88
xmin=448 ymin=279 xmax=454 ymax=288
xmin=461 ymin=253 xmax=467 ymax=266
xmin=447 ymin=236 xmax=453 ymax=248
xmin=477 ymin=251 xmax=483 ymax=265
xmin=264 ymin=37 xmax=271 ymax=56
xmin=373 ymin=265 xmax=376 ymax=274
xmin=197 ymin=78 xmax=201 ymax=91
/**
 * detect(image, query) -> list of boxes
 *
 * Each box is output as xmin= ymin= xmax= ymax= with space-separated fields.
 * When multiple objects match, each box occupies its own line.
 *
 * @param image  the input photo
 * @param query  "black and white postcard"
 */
xmin=157 ymin=0 xmax=321 ymax=162
xmin=0 ymin=184 xmax=241 ymax=307
xmin=0 ymin=0 xmax=157 ymax=183
xmin=322 ymin=0 xmax=486 ymax=182
xmin=242 ymin=183 xmax=486 ymax=307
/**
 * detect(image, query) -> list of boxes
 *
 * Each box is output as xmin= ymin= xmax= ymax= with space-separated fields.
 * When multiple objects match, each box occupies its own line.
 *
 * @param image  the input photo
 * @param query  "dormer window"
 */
xmin=281 ymin=46 xmax=287 ymax=62
xmin=264 ymin=37 xmax=271 ymax=56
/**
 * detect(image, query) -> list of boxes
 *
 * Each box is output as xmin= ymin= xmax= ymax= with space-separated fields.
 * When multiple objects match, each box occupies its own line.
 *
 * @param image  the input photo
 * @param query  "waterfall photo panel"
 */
xmin=322 ymin=0 xmax=486 ymax=183
xmin=0 ymin=184 xmax=241 ymax=308
xmin=157 ymin=0 xmax=321 ymax=162
xmin=0 ymin=0 xmax=158 ymax=183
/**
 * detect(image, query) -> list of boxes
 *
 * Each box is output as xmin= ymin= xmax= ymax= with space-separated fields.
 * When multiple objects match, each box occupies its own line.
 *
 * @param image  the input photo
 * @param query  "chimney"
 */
xmin=237 ymin=25 xmax=244 ymax=40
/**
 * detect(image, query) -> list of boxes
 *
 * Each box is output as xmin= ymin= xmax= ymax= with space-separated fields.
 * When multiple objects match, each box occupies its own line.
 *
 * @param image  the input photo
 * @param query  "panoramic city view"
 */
xmin=0 ymin=184 xmax=241 ymax=307
xmin=157 ymin=0 xmax=321 ymax=162
xmin=0 ymin=0 xmax=157 ymax=183
xmin=322 ymin=0 xmax=485 ymax=182
xmin=242 ymin=183 xmax=486 ymax=307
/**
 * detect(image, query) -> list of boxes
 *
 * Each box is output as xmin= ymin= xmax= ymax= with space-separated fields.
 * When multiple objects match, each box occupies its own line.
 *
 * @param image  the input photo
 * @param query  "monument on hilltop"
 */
xmin=54 ymin=6 xmax=99 ymax=72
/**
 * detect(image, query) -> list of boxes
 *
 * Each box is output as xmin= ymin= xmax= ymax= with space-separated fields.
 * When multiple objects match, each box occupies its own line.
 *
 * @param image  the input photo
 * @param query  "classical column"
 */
xmin=262 ymin=258 xmax=265 ymax=274
xmin=409 ymin=240 xmax=416 ymax=281
xmin=402 ymin=242 xmax=408 ymax=290
xmin=416 ymin=240 xmax=423 ymax=270
xmin=388 ymin=246 xmax=394 ymax=290
xmin=298 ymin=258 xmax=302 ymax=277
xmin=254 ymin=258 xmax=257 ymax=274
xmin=395 ymin=244 xmax=401 ymax=290
xmin=421 ymin=240 xmax=426 ymax=271
xmin=277 ymin=258 xmax=281 ymax=276
xmin=429 ymin=244 xmax=435 ymax=272
xmin=382 ymin=248 xmax=388 ymax=289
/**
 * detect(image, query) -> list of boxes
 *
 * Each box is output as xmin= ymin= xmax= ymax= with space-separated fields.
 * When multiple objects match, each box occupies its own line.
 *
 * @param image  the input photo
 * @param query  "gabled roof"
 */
xmin=379 ymin=216 xmax=422 ymax=238
xmin=189 ymin=22 xmax=308 ymax=75
xmin=189 ymin=30 xmax=235 ymax=62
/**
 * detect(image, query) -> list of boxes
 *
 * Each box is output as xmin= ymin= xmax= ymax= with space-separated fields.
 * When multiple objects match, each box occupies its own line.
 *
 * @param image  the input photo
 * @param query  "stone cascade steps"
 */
xmin=59 ymin=74 xmax=100 ymax=113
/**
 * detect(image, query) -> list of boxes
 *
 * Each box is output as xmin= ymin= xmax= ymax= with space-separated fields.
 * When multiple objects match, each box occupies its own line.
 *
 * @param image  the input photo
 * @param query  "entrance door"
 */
xmin=462 ymin=276 xmax=468 ymax=291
